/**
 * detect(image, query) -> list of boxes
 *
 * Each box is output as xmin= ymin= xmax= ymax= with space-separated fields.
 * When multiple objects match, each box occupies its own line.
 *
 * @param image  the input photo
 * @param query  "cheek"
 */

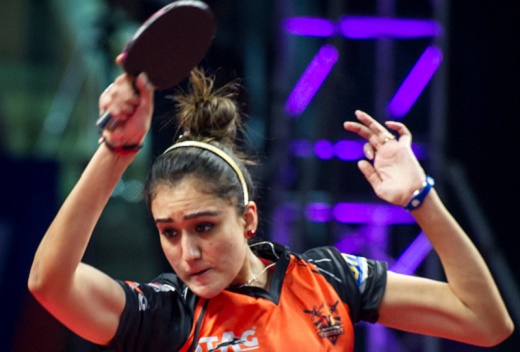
xmin=159 ymin=238 xmax=181 ymax=269
xmin=215 ymin=235 xmax=247 ymax=269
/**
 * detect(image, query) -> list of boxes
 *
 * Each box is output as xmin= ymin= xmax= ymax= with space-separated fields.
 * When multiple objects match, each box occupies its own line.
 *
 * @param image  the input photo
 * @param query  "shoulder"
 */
xmin=301 ymin=246 xmax=387 ymax=287
xmin=300 ymin=246 xmax=388 ymax=323
xmin=108 ymin=273 xmax=196 ymax=351
xmin=300 ymin=247 xmax=364 ymax=281
xmin=118 ymin=273 xmax=186 ymax=307
xmin=299 ymin=246 xmax=360 ymax=288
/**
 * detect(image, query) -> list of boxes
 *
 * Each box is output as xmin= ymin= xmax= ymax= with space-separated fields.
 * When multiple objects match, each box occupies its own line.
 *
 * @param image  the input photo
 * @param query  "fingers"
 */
xmin=98 ymin=74 xmax=151 ymax=123
xmin=344 ymin=110 xmax=412 ymax=149
xmin=354 ymin=110 xmax=388 ymax=136
xmin=131 ymin=73 xmax=154 ymax=133
xmin=97 ymin=73 xmax=154 ymax=147
xmin=115 ymin=53 xmax=125 ymax=66
xmin=385 ymin=121 xmax=412 ymax=144
xmin=344 ymin=110 xmax=395 ymax=149
xmin=134 ymin=73 xmax=154 ymax=105
xmin=99 ymin=74 xmax=136 ymax=117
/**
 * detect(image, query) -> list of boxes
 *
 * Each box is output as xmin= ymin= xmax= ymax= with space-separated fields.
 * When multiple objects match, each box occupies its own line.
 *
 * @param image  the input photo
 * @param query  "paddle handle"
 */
xmin=96 ymin=111 xmax=121 ymax=131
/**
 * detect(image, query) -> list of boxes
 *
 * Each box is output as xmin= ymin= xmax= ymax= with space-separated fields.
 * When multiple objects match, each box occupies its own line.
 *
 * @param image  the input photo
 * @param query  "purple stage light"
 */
xmin=411 ymin=142 xmax=426 ymax=160
xmin=334 ymin=140 xmax=365 ymax=160
xmin=314 ymin=139 xmax=335 ymax=160
xmin=283 ymin=17 xmax=336 ymax=37
xmin=271 ymin=202 xmax=299 ymax=246
xmin=302 ymin=202 xmax=416 ymax=225
xmin=390 ymin=232 xmax=432 ymax=275
xmin=387 ymin=45 xmax=443 ymax=118
xmin=335 ymin=231 xmax=366 ymax=254
xmin=338 ymin=16 xmax=442 ymax=39
xmin=305 ymin=202 xmax=332 ymax=222
xmin=294 ymin=139 xmax=426 ymax=160
xmin=291 ymin=139 xmax=313 ymax=158
xmin=285 ymin=45 xmax=339 ymax=116
xmin=332 ymin=203 xmax=415 ymax=225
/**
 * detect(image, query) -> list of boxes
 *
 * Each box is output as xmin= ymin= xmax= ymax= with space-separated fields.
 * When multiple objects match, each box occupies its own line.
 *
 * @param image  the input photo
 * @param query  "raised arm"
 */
xmin=27 ymin=73 xmax=154 ymax=345
xmin=344 ymin=110 xmax=514 ymax=347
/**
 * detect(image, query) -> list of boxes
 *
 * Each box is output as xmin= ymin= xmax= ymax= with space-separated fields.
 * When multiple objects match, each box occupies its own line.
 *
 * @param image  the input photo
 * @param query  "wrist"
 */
xmin=98 ymin=136 xmax=143 ymax=155
xmin=403 ymin=175 xmax=435 ymax=211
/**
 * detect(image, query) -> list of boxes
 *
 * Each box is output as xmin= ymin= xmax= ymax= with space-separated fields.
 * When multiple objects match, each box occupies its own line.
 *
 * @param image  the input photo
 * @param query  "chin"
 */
xmin=188 ymin=282 xmax=226 ymax=299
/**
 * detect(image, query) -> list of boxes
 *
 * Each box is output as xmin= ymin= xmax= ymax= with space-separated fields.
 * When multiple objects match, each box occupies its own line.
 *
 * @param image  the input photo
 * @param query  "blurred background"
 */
xmin=1 ymin=0 xmax=519 ymax=351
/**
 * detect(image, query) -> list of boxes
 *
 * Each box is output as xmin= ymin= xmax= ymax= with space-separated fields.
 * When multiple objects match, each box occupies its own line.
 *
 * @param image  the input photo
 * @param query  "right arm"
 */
xmin=27 ymin=73 xmax=154 ymax=345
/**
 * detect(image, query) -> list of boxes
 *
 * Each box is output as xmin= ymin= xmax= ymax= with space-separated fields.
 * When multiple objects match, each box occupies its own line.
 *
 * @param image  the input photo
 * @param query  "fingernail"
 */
xmin=365 ymin=149 xmax=373 ymax=160
xmin=140 ymin=73 xmax=153 ymax=89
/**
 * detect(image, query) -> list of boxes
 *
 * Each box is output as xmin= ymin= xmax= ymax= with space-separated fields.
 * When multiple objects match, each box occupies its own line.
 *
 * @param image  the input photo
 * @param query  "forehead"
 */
xmin=150 ymin=178 xmax=231 ymax=217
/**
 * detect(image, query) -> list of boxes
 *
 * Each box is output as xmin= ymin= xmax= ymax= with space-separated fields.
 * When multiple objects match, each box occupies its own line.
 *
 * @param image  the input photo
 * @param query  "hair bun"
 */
xmin=174 ymin=68 xmax=242 ymax=145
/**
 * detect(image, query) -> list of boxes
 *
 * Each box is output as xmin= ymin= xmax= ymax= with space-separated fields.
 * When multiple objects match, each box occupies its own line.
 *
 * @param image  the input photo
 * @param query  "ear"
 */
xmin=242 ymin=201 xmax=258 ymax=238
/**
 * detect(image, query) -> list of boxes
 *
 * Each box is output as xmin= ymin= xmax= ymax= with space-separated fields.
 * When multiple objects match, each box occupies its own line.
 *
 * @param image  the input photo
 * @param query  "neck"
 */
xmin=234 ymin=247 xmax=273 ymax=289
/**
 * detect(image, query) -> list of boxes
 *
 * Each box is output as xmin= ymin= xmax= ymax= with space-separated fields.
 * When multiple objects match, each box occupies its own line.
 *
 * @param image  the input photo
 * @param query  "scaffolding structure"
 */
xmin=265 ymin=1 xmax=519 ymax=351
xmin=268 ymin=1 xmax=445 ymax=351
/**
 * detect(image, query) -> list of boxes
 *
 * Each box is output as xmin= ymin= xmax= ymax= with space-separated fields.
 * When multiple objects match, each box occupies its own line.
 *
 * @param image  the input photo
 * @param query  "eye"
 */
xmin=160 ymin=227 xmax=178 ymax=239
xmin=195 ymin=222 xmax=214 ymax=233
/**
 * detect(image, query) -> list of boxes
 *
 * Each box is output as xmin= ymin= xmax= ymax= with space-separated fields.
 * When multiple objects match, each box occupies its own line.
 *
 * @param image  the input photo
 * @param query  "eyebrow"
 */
xmin=154 ymin=211 xmax=221 ymax=224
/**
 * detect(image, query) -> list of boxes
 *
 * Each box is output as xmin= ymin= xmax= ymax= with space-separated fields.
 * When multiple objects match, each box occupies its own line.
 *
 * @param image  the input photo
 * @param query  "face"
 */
xmin=151 ymin=177 xmax=256 ymax=298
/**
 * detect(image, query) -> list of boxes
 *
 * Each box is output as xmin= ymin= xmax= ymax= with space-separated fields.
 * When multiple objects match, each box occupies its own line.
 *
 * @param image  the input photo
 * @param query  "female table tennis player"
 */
xmin=28 ymin=68 xmax=513 ymax=351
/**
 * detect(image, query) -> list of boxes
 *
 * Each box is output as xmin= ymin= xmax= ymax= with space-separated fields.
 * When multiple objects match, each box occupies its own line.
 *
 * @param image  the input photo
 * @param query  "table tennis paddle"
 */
xmin=97 ymin=0 xmax=216 ymax=130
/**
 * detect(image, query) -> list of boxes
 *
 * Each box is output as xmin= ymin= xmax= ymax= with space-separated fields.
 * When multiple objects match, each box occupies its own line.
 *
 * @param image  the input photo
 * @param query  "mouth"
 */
xmin=190 ymin=268 xmax=211 ymax=278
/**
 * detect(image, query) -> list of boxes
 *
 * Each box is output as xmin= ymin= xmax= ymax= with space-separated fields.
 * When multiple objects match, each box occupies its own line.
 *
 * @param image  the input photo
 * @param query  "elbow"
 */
xmin=485 ymin=318 xmax=515 ymax=347
xmin=470 ymin=316 xmax=515 ymax=347
xmin=27 ymin=254 xmax=48 ymax=296
xmin=27 ymin=265 xmax=56 ymax=302
xmin=28 ymin=261 xmax=77 ymax=305
xmin=27 ymin=267 xmax=45 ymax=299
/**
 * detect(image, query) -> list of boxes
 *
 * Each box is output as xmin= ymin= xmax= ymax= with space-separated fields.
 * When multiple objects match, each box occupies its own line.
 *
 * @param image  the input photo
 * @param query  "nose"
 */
xmin=181 ymin=233 xmax=202 ymax=262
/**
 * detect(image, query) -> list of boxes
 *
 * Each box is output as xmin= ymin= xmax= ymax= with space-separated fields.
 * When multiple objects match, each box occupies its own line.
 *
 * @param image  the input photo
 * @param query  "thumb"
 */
xmin=357 ymin=160 xmax=381 ymax=190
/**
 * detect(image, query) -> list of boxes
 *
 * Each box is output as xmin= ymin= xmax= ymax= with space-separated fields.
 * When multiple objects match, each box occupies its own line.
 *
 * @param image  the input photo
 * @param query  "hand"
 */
xmin=343 ymin=110 xmax=426 ymax=206
xmin=98 ymin=72 xmax=154 ymax=148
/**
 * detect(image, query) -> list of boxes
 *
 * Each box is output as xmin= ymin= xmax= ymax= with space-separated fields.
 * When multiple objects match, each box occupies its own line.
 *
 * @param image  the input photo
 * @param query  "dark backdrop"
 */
xmin=447 ymin=2 xmax=520 ymax=349
xmin=448 ymin=2 xmax=520 ymax=281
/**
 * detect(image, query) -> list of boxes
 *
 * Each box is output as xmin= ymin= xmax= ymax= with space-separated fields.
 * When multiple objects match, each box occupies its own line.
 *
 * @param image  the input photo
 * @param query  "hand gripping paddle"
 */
xmin=97 ymin=0 xmax=216 ymax=130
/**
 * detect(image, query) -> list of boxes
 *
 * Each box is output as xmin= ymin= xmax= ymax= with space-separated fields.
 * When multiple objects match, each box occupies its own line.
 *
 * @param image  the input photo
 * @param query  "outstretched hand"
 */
xmin=98 ymin=72 xmax=154 ymax=148
xmin=344 ymin=110 xmax=426 ymax=206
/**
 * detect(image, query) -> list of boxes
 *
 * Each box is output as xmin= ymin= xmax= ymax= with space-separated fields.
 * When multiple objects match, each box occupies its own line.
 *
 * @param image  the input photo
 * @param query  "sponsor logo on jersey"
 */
xmin=125 ymin=281 xmax=148 ymax=311
xmin=147 ymin=281 xmax=176 ymax=292
xmin=196 ymin=329 xmax=259 ymax=351
xmin=342 ymin=253 xmax=368 ymax=292
xmin=304 ymin=301 xmax=344 ymax=345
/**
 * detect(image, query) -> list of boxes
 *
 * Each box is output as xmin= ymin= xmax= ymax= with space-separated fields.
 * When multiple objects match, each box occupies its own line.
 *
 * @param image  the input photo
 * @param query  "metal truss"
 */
xmin=268 ymin=1 xmax=448 ymax=351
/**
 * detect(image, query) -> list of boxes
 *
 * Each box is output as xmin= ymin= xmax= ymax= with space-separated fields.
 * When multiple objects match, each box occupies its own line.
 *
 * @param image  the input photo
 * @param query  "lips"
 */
xmin=189 ymin=268 xmax=211 ymax=278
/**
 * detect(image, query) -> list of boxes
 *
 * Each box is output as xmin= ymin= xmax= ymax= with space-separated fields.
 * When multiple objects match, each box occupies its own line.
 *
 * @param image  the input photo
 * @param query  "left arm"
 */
xmin=344 ymin=110 xmax=514 ymax=347
xmin=379 ymin=190 xmax=512 ymax=346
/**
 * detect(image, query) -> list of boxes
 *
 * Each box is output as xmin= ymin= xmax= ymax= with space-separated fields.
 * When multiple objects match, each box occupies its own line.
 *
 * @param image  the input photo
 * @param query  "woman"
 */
xmin=28 ymin=68 xmax=513 ymax=351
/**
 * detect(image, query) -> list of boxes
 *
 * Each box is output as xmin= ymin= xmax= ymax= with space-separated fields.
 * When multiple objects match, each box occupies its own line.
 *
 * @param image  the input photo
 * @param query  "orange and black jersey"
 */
xmin=107 ymin=243 xmax=387 ymax=352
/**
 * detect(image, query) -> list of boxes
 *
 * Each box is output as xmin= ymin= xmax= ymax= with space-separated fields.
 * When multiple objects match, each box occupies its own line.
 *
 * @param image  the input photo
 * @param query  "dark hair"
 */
xmin=144 ymin=68 xmax=254 ymax=214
